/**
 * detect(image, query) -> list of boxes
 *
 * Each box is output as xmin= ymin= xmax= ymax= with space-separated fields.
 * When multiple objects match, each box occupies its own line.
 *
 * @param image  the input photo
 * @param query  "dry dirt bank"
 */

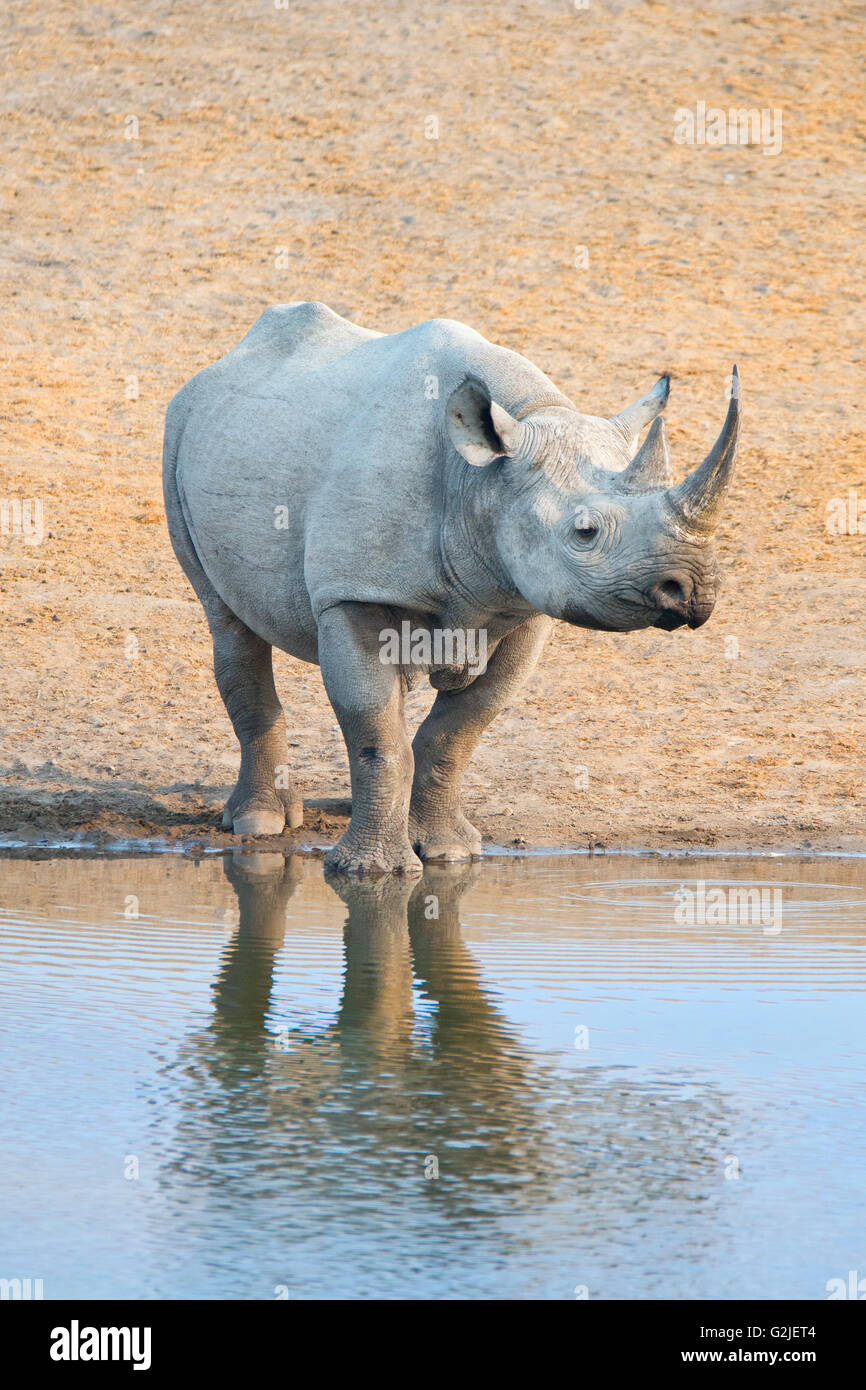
xmin=0 ymin=0 xmax=863 ymax=856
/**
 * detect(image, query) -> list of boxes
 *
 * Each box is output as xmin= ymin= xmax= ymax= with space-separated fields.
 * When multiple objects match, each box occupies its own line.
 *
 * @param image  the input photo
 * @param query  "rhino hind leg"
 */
xmin=409 ymin=614 xmax=552 ymax=861
xmin=163 ymin=426 xmax=302 ymax=839
xmin=211 ymin=610 xmax=304 ymax=837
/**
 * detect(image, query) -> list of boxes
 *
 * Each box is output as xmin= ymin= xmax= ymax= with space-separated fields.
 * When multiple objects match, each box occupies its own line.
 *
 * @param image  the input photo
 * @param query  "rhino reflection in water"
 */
xmin=164 ymin=304 xmax=741 ymax=874
xmin=162 ymin=855 xmax=732 ymax=1231
xmin=189 ymin=854 xmax=543 ymax=1204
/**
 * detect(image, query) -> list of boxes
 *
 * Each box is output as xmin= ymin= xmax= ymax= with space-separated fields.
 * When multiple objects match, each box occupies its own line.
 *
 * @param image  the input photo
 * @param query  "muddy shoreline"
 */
xmin=0 ymin=790 xmax=862 ymax=862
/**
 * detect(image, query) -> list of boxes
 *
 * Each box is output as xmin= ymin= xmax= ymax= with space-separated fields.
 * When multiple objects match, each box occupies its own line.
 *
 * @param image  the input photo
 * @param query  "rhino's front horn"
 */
xmin=665 ymin=366 xmax=740 ymax=538
xmin=619 ymin=418 xmax=673 ymax=492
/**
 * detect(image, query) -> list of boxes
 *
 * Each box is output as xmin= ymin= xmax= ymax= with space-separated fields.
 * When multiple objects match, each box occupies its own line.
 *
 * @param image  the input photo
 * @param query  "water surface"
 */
xmin=0 ymin=852 xmax=864 ymax=1299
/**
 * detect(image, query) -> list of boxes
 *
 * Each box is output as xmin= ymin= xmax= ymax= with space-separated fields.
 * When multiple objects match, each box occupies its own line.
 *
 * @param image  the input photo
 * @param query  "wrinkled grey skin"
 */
xmin=163 ymin=302 xmax=740 ymax=875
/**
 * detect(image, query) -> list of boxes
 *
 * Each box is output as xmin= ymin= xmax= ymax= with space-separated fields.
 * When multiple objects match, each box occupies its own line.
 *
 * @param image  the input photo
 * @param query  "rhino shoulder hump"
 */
xmin=412 ymin=317 xmax=485 ymax=351
xmin=239 ymin=301 xmax=378 ymax=357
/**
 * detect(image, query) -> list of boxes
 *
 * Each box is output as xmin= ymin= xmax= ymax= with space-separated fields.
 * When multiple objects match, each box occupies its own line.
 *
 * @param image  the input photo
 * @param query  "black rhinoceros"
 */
xmin=163 ymin=302 xmax=739 ymax=874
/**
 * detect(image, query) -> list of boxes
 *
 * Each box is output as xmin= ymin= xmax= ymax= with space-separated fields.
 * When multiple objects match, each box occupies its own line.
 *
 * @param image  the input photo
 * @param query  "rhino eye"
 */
xmin=573 ymin=516 xmax=599 ymax=542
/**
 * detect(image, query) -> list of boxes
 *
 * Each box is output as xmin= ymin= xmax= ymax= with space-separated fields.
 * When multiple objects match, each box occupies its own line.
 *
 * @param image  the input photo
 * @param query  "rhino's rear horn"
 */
xmin=618 ymin=417 xmax=673 ymax=492
xmin=610 ymin=374 xmax=670 ymax=451
xmin=665 ymin=366 xmax=740 ymax=538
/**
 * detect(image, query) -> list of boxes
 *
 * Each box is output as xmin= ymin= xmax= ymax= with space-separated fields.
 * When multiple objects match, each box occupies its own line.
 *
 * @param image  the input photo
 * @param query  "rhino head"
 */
xmin=446 ymin=368 xmax=740 ymax=633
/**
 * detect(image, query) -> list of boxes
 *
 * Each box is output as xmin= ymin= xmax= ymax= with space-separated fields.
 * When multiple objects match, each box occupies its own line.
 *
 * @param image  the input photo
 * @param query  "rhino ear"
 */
xmin=610 ymin=374 xmax=670 ymax=453
xmin=447 ymin=379 xmax=527 ymax=466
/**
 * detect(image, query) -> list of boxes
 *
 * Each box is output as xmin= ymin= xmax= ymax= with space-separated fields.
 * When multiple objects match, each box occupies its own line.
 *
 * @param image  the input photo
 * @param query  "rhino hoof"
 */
xmin=410 ymin=814 xmax=482 ymax=863
xmin=416 ymin=841 xmax=476 ymax=863
xmin=233 ymin=808 xmax=286 ymax=837
xmin=324 ymin=840 xmax=423 ymax=877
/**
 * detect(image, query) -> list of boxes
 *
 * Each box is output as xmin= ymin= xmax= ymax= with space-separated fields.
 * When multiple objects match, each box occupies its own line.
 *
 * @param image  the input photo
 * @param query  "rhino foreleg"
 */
xmin=319 ymin=602 xmax=423 ymax=877
xmin=409 ymin=614 xmax=552 ymax=861
xmin=211 ymin=609 xmax=304 ymax=837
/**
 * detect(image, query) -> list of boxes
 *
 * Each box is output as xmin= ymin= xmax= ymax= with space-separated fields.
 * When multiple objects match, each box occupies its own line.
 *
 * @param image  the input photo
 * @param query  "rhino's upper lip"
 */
xmin=618 ymin=594 xmax=689 ymax=632
xmin=653 ymin=610 xmax=688 ymax=631
xmin=568 ymin=594 xmax=687 ymax=632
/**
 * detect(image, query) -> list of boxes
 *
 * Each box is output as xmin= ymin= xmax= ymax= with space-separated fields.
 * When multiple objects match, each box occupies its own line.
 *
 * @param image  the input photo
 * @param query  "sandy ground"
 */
xmin=0 ymin=0 xmax=863 ymax=857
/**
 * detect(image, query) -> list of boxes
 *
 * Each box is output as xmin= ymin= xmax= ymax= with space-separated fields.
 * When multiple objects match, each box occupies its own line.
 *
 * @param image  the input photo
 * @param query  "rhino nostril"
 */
xmin=656 ymin=578 xmax=688 ymax=607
